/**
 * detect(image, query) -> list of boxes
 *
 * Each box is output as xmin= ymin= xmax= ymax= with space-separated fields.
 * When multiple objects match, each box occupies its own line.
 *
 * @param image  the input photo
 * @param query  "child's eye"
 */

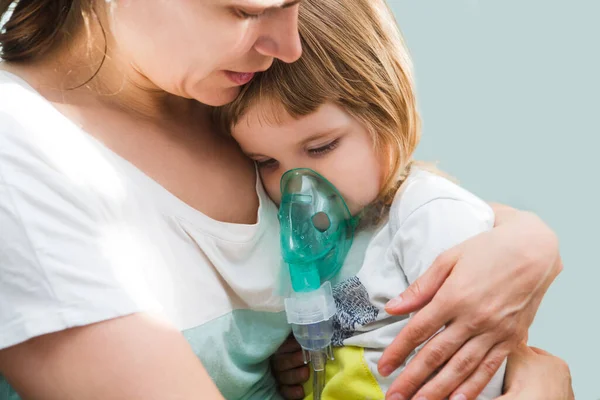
xmin=307 ymin=139 xmax=341 ymax=156
xmin=256 ymin=158 xmax=279 ymax=169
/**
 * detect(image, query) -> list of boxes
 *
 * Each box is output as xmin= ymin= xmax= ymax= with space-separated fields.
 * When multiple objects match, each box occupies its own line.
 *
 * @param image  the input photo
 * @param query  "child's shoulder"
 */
xmin=389 ymin=168 xmax=493 ymax=231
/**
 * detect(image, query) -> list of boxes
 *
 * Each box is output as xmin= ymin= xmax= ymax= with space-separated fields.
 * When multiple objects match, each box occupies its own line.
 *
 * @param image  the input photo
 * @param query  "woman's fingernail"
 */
xmin=380 ymin=365 xmax=393 ymax=376
xmin=451 ymin=394 xmax=467 ymax=400
xmin=385 ymin=296 xmax=403 ymax=309
xmin=387 ymin=394 xmax=405 ymax=400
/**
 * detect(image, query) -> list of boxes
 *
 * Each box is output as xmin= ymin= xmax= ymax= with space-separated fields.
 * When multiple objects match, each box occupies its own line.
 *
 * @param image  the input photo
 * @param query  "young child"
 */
xmin=214 ymin=0 xmax=506 ymax=399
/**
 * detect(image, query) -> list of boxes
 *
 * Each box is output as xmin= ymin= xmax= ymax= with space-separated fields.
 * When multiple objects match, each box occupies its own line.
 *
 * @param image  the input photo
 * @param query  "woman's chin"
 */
xmin=193 ymin=86 xmax=242 ymax=107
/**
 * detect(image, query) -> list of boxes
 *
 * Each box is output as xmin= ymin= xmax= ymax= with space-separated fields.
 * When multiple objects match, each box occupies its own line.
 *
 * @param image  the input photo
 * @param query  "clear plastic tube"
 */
xmin=310 ymin=350 xmax=327 ymax=400
xmin=287 ymin=288 xmax=336 ymax=400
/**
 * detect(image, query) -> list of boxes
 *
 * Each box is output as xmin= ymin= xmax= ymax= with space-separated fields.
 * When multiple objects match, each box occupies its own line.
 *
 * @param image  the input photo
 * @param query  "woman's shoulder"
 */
xmin=0 ymin=70 xmax=86 ymax=157
xmin=0 ymin=73 xmax=161 ymax=351
xmin=0 ymin=69 xmax=136 ymax=202
xmin=0 ymin=69 xmax=43 ymax=115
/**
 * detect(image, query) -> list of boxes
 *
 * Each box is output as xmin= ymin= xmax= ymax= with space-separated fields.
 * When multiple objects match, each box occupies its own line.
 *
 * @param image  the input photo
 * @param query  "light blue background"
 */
xmin=389 ymin=1 xmax=599 ymax=398
xmin=1 ymin=0 xmax=596 ymax=398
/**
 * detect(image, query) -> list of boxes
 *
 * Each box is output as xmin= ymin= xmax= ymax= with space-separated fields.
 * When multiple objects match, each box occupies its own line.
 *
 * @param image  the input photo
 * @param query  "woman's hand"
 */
xmin=271 ymin=335 xmax=310 ymax=400
xmin=380 ymin=206 xmax=563 ymax=400
xmin=499 ymin=343 xmax=573 ymax=400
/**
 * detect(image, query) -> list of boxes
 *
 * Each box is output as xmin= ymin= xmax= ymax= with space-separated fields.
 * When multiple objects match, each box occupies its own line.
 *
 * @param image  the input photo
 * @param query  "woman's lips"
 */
xmin=225 ymin=71 xmax=256 ymax=85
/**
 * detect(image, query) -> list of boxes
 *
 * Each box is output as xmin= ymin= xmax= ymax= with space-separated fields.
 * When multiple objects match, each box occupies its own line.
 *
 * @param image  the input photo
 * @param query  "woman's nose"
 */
xmin=254 ymin=6 xmax=303 ymax=63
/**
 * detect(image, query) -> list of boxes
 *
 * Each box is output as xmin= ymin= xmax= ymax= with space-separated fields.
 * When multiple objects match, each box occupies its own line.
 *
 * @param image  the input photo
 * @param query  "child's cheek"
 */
xmin=261 ymin=174 xmax=281 ymax=205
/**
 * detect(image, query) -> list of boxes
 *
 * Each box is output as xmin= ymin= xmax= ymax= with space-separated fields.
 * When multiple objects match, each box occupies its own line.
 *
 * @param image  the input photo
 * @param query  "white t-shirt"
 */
xmin=0 ymin=71 xmax=289 ymax=400
xmin=315 ymin=168 xmax=506 ymax=400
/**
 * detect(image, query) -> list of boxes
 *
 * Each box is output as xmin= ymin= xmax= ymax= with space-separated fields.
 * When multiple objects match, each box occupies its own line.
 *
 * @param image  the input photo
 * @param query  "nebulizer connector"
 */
xmin=278 ymin=169 xmax=357 ymax=400
xmin=284 ymin=281 xmax=336 ymax=370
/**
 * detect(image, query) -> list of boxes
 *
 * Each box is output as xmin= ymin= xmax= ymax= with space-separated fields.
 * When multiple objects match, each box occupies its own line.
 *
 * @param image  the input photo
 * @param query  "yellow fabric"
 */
xmin=303 ymin=346 xmax=384 ymax=400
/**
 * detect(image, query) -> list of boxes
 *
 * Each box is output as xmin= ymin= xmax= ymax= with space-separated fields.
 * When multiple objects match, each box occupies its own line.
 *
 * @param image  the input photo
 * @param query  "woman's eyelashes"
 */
xmin=236 ymin=8 xmax=265 ymax=19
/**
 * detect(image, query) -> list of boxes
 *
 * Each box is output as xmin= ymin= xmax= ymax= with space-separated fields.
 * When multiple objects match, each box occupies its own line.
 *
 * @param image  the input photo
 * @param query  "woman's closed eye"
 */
xmin=236 ymin=8 xmax=265 ymax=19
xmin=307 ymin=138 xmax=341 ymax=157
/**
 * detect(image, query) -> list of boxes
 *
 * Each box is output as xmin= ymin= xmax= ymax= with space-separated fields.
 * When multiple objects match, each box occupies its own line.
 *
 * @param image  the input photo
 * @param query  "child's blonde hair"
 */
xmin=214 ymin=0 xmax=421 ymax=205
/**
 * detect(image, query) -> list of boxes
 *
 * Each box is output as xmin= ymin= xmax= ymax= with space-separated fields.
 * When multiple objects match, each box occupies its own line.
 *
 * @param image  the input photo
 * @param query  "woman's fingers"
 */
xmin=411 ymin=335 xmax=504 ymax=400
xmin=271 ymin=349 xmax=307 ymax=372
xmin=379 ymin=294 xmax=453 ymax=376
xmin=383 ymin=324 xmax=468 ymax=400
xmin=385 ymin=248 xmax=459 ymax=316
xmin=449 ymin=343 xmax=510 ymax=400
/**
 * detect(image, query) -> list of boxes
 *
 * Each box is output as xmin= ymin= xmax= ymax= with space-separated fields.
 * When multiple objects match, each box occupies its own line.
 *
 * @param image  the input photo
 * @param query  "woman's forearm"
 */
xmin=503 ymin=343 xmax=574 ymax=399
xmin=489 ymin=202 xmax=562 ymax=275
xmin=488 ymin=202 xmax=520 ymax=223
xmin=0 ymin=314 xmax=224 ymax=400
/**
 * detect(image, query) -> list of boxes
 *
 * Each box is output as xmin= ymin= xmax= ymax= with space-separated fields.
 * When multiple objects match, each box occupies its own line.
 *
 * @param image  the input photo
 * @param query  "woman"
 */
xmin=0 ymin=1 xmax=570 ymax=399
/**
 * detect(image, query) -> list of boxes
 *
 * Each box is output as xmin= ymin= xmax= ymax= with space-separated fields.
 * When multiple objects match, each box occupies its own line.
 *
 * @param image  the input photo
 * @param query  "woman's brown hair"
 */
xmin=0 ymin=0 xmax=89 ymax=62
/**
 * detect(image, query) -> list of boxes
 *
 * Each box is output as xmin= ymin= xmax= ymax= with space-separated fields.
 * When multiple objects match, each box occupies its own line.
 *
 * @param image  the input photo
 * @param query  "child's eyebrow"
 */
xmin=300 ymin=128 xmax=344 ymax=146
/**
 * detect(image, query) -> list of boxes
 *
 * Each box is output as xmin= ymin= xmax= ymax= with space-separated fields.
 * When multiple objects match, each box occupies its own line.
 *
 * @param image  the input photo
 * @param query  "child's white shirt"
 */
xmin=329 ymin=168 xmax=505 ymax=399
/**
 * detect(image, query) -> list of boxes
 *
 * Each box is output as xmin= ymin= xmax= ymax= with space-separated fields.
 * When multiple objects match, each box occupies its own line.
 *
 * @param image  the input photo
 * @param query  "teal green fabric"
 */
xmin=184 ymin=310 xmax=290 ymax=400
xmin=0 ymin=380 xmax=18 ymax=400
xmin=0 ymin=310 xmax=290 ymax=400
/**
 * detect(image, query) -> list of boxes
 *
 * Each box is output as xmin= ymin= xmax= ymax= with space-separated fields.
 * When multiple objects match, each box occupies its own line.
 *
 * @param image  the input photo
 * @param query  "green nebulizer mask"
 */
xmin=278 ymin=168 xmax=359 ymax=400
